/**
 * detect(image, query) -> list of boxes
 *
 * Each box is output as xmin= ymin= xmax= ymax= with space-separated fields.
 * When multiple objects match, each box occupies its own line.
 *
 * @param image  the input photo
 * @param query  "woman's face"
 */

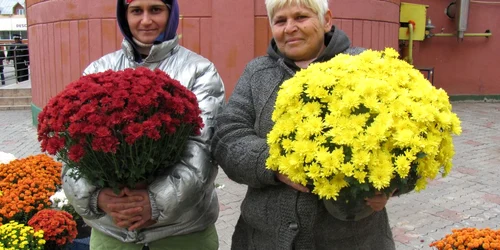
xmin=127 ymin=0 xmax=169 ymax=44
xmin=271 ymin=4 xmax=332 ymax=62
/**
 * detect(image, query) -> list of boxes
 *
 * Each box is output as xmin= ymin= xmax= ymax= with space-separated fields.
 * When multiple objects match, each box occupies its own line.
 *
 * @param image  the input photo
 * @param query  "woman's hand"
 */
xmin=108 ymin=188 xmax=155 ymax=231
xmin=275 ymin=172 xmax=310 ymax=193
xmin=97 ymin=187 xmax=154 ymax=230
xmin=97 ymin=188 xmax=144 ymax=216
xmin=365 ymin=190 xmax=397 ymax=211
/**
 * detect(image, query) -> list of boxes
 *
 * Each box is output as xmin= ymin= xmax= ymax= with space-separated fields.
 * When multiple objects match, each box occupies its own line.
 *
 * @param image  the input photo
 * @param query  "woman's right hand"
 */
xmin=97 ymin=188 xmax=144 ymax=227
xmin=275 ymin=172 xmax=310 ymax=193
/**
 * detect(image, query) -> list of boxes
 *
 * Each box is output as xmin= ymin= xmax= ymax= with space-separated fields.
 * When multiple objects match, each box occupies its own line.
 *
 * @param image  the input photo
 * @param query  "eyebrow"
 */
xmin=274 ymin=10 xmax=311 ymax=19
xmin=128 ymin=4 xmax=167 ymax=8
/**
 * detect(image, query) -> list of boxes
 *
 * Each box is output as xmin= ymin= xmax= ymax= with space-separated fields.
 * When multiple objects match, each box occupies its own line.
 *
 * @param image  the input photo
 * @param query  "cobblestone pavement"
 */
xmin=1 ymin=101 xmax=499 ymax=250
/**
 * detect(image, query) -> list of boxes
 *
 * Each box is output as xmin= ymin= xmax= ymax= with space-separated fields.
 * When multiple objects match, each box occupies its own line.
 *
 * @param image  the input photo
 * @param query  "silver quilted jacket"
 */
xmin=62 ymin=37 xmax=225 ymax=244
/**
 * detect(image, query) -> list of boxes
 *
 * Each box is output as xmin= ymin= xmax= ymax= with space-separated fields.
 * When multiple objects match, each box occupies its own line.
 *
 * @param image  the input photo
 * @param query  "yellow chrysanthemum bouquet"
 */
xmin=266 ymin=48 xmax=462 ymax=220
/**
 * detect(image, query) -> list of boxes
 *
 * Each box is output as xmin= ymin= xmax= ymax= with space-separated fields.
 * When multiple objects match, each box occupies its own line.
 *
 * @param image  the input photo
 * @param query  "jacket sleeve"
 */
xmin=211 ymin=63 xmax=280 ymax=189
xmin=61 ymin=61 xmax=107 ymax=220
xmin=147 ymin=62 xmax=225 ymax=224
xmin=62 ymin=165 xmax=105 ymax=220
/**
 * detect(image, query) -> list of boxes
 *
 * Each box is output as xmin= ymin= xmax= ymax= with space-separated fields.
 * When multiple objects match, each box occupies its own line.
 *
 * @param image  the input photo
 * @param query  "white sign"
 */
xmin=10 ymin=18 xmax=27 ymax=31
xmin=0 ymin=18 xmax=27 ymax=31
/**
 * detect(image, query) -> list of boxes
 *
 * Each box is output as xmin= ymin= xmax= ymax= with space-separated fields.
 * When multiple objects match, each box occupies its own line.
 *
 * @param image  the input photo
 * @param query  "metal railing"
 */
xmin=0 ymin=43 xmax=30 ymax=86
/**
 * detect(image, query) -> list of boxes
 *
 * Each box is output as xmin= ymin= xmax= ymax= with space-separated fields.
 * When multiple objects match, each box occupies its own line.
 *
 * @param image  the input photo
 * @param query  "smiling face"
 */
xmin=270 ymin=3 xmax=332 ymax=62
xmin=127 ymin=0 xmax=169 ymax=44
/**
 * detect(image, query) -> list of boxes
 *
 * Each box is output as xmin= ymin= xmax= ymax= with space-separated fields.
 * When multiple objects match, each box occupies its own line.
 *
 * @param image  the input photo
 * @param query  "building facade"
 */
xmin=25 ymin=0 xmax=499 ymax=121
xmin=0 ymin=0 xmax=27 ymax=40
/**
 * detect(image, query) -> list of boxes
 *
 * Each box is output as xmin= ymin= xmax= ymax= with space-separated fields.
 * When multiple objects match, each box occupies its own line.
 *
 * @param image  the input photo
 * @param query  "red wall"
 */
xmin=402 ymin=0 xmax=499 ymax=95
xmin=27 ymin=0 xmax=402 ymax=109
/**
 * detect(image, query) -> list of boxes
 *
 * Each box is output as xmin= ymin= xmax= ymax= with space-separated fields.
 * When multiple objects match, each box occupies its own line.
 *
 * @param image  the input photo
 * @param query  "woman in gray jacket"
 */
xmin=62 ymin=0 xmax=224 ymax=249
xmin=212 ymin=0 xmax=399 ymax=249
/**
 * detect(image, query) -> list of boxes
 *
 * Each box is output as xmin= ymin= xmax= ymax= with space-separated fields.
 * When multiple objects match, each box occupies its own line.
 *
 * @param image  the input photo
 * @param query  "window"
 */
xmin=16 ymin=9 xmax=25 ymax=15
xmin=0 ymin=31 xmax=10 ymax=40
xmin=20 ymin=31 xmax=28 ymax=39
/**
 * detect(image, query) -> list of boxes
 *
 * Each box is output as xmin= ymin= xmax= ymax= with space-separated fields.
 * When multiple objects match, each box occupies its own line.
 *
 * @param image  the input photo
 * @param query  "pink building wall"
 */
xmin=402 ymin=0 xmax=499 ymax=96
xmin=27 ymin=0 xmax=401 ymax=112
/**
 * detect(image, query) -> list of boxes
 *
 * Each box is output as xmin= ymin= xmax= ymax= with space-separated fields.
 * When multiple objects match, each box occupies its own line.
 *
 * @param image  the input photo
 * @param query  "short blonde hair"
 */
xmin=265 ymin=0 xmax=329 ymax=24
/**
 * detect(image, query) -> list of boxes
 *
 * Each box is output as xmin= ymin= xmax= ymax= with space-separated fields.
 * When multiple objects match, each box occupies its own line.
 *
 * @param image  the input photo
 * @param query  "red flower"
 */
xmin=95 ymin=127 xmax=111 ymax=137
xmin=124 ymin=123 xmax=144 ymax=144
xmin=91 ymin=136 xmax=119 ymax=153
xmin=37 ymin=67 xmax=203 ymax=190
xmin=69 ymin=144 xmax=85 ymax=162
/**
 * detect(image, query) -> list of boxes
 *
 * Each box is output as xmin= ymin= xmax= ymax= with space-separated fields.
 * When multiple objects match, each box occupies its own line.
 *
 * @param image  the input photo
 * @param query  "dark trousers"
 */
xmin=15 ymin=61 xmax=29 ymax=82
xmin=0 ymin=67 xmax=4 ymax=85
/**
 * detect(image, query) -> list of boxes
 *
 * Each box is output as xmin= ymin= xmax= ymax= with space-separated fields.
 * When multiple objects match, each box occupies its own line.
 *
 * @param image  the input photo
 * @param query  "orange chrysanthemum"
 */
xmin=28 ymin=209 xmax=78 ymax=247
xmin=430 ymin=228 xmax=500 ymax=250
xmin=0 ymin=154 xmax=62 ymax=225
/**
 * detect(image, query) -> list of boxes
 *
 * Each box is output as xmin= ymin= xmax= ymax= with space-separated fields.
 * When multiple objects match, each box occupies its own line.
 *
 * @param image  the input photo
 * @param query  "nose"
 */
xmin=141 ymin=13 xmax=153 ymax=25
xmin=284 ymin=20 xmax=297 ymax=34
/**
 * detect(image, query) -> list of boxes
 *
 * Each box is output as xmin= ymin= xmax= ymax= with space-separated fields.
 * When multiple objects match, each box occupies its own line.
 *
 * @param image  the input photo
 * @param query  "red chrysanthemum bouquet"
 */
xmin=37 ymin=67 xmax=203 ymax=191
xmin=28 ymin=209 xmax=78 ymax=249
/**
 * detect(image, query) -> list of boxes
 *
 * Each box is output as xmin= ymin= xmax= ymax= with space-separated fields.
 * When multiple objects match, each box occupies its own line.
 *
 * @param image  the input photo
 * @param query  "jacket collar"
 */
xmin=122 ymin=36 xmax=180 ymax=64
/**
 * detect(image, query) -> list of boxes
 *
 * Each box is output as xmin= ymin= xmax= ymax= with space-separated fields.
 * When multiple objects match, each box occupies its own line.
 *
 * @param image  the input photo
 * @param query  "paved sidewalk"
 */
xmin=1 ymin=101 xmax=499 ymax=250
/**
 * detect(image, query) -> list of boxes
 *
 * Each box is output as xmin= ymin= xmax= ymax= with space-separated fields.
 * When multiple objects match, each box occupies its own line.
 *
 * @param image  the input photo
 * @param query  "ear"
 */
xmin=323 ymin=9 xmax=333 ymax=32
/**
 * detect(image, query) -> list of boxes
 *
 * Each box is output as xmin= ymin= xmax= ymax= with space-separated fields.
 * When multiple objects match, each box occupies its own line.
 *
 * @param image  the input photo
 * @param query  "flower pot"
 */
xmin=68 ymin=238 xmax=90 ymax=250
xmin=75 ymin=218 xmax=91 ymax=239
xmin=323 ymin=198 xmax=374 ymax=221
xmin=42 ymin=241 xmax=67 ymax=250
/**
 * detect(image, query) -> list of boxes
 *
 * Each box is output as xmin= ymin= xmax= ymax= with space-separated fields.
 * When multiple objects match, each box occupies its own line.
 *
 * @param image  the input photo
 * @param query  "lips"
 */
xmin=286 ymin=38 xmax=302 ymax=44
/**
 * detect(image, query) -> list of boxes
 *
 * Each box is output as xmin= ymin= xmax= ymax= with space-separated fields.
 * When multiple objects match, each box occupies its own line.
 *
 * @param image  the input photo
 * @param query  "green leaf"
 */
xmin=416 ymin=152 xmax=426 ymax=158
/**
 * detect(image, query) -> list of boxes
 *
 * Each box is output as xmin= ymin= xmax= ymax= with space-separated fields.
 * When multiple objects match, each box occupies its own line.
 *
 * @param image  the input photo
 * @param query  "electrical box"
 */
xmin=399 ymin=2 xmax=428 ymax=41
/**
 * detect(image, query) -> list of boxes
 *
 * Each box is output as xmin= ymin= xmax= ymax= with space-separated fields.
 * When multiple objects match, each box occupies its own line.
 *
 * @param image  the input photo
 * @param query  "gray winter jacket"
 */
xmin=62 ymin=36 xmax=225 ymax=244
xmin=211 ymin=27 xmax=396 ymax=250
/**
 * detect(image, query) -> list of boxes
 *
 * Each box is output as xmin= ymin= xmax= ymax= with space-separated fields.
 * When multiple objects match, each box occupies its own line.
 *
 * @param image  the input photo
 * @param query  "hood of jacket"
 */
xmin=267 ymin=26 xmax=351 ymax=71
xmin=116 ymin=0 xmax=180 ymax=61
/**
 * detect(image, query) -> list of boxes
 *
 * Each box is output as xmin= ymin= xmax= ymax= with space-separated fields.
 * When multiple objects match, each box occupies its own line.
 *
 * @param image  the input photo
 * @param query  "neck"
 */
xmin=294 ymin=44 xmax=326 ymax=69
xmin=132 ymin=38 xmax=153 ymax=56
xmin=295 ymin=59 xmax=316 ymax=69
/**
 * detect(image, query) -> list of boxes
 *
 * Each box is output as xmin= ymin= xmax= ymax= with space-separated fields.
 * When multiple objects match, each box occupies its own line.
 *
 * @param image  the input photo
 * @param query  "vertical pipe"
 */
xmin=408 ymin=23 xmax=414 ymax=65
xmin=457 ymin=0 xmax=470 ymax=40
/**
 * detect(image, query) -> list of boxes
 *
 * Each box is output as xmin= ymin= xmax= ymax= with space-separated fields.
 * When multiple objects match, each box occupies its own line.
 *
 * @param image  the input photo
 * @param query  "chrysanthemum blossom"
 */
xmin=266 ymin=48 xmax=462 ymax=201
xmin=37 ymin=67 xmax=203 ymax=191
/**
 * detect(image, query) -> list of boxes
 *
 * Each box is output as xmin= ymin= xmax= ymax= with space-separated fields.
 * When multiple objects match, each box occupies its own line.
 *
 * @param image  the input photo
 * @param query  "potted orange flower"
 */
xmin=28 ymin=209 xmax=78 ymax=250
xmin=0 ymin=154 xmax=62 ymax=225
xmin=430 ymin=228 xmax=500 ymax=250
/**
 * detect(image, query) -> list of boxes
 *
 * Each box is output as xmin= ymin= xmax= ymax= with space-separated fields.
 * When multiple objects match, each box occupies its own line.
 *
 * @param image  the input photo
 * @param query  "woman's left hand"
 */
xmin=108 ymin=188 xmax=156 ymax=230
xmin=365 ymin=190 xmax=396 ymax=211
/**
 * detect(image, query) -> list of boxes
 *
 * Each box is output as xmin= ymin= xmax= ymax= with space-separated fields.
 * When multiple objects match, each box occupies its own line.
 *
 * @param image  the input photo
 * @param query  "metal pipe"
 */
xmin=457 ymin=0 xmax=471 ymax=40
xmin=432 ymin=32 xmax=492 ymax=37
xmin=407 ymin=23 xmax=414 ymax=65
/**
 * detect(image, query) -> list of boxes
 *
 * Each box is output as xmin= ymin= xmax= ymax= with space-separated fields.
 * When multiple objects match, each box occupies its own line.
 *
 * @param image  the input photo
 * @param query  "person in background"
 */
xmin=0 ymin=46 xmax=5 ymax=85
xmin=61 ymin=0 xmax=225 ymax=249
xmin=7 ymin=34 xmax=29 ymax=82
xmin=211 ymin=0 xmax=402 ymax=249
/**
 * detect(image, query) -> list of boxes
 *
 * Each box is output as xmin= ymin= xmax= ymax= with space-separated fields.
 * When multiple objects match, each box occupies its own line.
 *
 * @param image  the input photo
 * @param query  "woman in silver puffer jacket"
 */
xmin=62 ymin=0 xmax=225 ymax=249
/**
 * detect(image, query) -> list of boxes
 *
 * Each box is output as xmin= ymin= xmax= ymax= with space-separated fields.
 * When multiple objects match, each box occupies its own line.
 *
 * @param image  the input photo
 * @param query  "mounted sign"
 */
xmin=0 ymin=18 xmax=27 ymax=31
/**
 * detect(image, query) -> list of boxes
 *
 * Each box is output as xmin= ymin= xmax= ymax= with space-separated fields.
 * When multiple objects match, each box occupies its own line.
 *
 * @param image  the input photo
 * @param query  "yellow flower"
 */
xmin=353 ymin=170 xmax=367 ymax=183
xmin=395 ymin=155 xmax=412 ymax=178
xmin=266 ymin=48 xmax=462 ymax=201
